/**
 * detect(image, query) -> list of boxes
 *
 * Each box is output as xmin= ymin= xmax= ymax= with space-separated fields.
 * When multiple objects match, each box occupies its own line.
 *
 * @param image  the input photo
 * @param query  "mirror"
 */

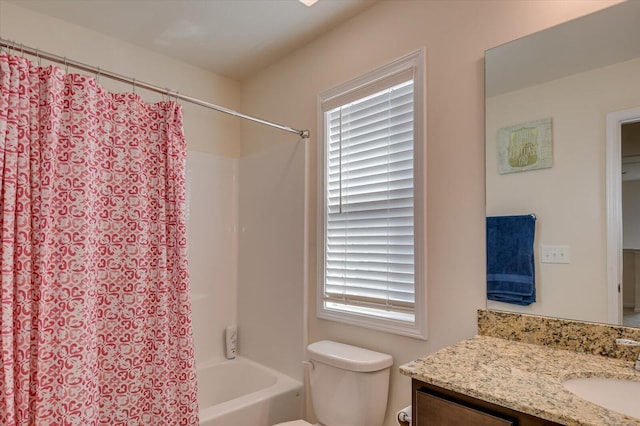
xmin=485 ymin=1 xmax=640 ymax=327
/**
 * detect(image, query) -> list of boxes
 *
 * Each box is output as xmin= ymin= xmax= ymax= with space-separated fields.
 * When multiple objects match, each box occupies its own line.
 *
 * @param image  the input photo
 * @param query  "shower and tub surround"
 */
xmin=196 ymin=357 xmax=302 ymax=426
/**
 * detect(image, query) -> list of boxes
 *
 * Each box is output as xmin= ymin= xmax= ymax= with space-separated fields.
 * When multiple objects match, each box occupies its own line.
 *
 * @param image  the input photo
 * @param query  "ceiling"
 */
xmin=7 ymin=0 xmax=378 ymax=81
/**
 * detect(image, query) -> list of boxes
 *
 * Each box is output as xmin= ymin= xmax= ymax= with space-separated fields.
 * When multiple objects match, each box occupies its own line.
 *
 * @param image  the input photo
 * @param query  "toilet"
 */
xmin=275 ymin=340 xmax=393 ymax=426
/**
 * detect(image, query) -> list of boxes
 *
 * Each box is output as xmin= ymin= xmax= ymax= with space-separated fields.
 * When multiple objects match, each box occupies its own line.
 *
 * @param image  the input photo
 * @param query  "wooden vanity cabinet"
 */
xmin=412 ymin=379 xmax=563 ymax=426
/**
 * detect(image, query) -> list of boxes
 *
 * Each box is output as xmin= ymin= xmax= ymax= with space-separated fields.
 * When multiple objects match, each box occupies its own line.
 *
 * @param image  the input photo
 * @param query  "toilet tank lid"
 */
xmin=307 ymin=340 xmax=393 ymax=372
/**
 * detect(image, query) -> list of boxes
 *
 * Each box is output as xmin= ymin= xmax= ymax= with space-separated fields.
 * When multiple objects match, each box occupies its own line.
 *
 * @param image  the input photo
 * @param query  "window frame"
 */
xmin=316 ymin=49 xmax=427 ymax=339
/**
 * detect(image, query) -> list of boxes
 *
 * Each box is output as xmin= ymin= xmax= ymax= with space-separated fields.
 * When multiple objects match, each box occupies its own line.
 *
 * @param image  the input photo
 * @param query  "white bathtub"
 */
xmin=197 ymin=357 xmax=303 ymax=426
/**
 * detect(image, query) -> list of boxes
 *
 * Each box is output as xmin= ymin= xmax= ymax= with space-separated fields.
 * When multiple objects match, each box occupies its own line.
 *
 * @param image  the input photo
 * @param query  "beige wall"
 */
xmin=486 ymin=57 xmax=640 ymax=324
xmin=240 ymin=1 xmax=619 ymax=424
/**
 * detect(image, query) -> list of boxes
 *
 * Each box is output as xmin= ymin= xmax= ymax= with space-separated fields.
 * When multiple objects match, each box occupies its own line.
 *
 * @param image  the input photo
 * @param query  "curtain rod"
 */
xmin=0 ymin=38 xmax=310 ymax=139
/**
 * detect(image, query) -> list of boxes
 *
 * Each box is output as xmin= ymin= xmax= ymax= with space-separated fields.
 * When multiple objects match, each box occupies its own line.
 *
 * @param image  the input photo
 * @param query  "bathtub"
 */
xmin=197 ymin=357 xmax=303 ymax=426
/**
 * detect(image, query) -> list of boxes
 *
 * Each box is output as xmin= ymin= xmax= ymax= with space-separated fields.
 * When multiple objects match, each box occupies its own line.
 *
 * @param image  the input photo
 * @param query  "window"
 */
xmin=317 ymin=50 xmax=426 ymax=339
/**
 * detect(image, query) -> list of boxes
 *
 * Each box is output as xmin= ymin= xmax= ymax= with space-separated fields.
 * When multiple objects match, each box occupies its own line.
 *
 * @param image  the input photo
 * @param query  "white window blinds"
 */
xmin=322 ymin=77 xmax=416 ymax=323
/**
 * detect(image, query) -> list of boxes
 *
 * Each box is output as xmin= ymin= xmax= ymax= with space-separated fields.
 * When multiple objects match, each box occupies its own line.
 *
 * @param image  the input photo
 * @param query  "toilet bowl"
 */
xmin=274 ymin=340 xmax=393 ymax=426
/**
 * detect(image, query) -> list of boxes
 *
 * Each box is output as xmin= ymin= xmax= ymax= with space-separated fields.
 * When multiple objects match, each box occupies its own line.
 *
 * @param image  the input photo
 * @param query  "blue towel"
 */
xmin=486 ymin=215 xmax=536 ymax=306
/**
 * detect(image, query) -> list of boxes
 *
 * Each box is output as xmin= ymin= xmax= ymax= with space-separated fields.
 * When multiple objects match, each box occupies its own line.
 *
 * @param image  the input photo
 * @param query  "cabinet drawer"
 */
xmin=412 ymin=380 xmax=563 ymax=426
xmin=416 ymin=390 xmax=514 ymax=426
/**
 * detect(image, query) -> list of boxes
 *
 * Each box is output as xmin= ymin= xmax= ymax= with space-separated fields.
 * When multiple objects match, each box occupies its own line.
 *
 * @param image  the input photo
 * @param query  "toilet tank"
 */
xmin=307 ymin=341 xmax=393 ymax=426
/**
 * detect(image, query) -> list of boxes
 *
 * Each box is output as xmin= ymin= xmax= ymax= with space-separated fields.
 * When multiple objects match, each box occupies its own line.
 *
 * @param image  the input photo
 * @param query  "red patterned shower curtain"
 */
xmin=0 ymin=51 xmax=198 ymax=425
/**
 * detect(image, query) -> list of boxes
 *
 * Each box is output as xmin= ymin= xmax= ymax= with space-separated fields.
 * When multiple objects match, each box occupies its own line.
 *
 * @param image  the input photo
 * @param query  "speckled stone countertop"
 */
xmin=400 ymin=335 xmax=640 ymax=425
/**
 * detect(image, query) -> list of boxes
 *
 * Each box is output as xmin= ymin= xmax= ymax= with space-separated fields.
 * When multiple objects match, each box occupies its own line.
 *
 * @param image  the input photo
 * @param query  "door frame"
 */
xmin=606 ymin=107 xmax=640 ymax=324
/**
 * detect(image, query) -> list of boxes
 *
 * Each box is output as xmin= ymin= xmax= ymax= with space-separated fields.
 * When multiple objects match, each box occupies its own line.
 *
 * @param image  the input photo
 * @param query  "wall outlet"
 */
xmin=541 ymin=245 xmax=571 ymax=264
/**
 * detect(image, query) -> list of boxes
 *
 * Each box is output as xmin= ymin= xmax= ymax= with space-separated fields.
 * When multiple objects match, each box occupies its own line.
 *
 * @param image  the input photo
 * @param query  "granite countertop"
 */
xmin=400 ymin=335 xmax=640 ymax=425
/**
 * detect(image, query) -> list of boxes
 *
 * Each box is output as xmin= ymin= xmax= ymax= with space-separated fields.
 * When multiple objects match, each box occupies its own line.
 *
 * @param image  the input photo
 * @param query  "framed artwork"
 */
xmin=497 ymin=118 xmax=552 ymax=174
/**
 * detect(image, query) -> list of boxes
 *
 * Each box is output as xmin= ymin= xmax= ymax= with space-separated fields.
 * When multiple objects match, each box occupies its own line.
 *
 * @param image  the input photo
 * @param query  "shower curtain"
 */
xmin=0 ymin=51 xmax=198 ymax=425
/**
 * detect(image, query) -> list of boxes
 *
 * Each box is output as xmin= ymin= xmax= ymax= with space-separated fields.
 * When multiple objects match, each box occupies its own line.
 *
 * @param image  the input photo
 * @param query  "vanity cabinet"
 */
xmin=412 ymin=379 xmax=563 ymax=426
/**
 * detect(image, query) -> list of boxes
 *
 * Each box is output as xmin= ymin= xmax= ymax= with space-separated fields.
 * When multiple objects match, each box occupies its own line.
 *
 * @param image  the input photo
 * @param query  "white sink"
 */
xmin=562 ymin=377 xmax=640 ymax=420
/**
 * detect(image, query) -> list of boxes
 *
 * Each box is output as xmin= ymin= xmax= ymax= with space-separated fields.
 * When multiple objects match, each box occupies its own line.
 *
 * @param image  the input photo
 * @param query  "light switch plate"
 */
xmin=541 ymin=245 xmax=571 ymax=264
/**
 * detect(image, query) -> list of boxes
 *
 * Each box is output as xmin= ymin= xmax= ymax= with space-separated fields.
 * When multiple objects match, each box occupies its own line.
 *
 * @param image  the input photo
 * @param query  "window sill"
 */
xmin=317 ymin=306 xmax=427 ymax=340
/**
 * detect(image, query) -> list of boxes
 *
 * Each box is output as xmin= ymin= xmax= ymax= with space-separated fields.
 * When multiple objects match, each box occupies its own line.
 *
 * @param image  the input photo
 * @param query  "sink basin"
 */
xmin=562 ymin=377 xmax=640 ymax=420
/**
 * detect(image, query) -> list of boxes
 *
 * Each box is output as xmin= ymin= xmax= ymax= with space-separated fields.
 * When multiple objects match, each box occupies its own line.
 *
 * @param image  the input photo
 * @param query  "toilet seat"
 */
xmin=273 ymin=421 xmax=314 ymax=426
